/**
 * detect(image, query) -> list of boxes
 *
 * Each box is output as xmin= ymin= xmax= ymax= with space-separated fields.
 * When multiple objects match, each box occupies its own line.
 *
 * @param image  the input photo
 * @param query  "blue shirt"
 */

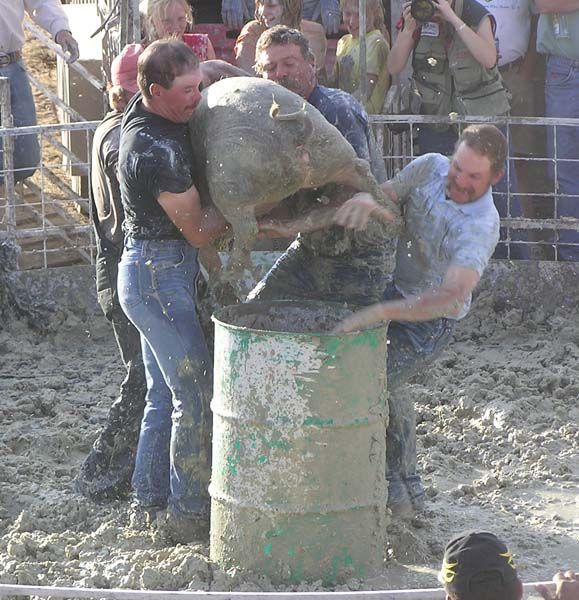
xmin=390 ymin=154 xmax=500 ymax=319
xmin=308 ymin=85 xmax=387 ymax=184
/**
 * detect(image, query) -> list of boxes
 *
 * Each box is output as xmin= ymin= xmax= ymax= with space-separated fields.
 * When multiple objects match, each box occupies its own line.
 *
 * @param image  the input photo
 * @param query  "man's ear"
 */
xmin=149 ymin=82 xmax=162 ymax=98
xmin=491 ymin=168 xmax=505 ymax=186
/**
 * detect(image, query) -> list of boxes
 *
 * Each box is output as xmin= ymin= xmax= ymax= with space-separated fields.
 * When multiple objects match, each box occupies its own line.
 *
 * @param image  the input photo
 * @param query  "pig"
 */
xmin=189 ymin=76 xmax=400 ymax=294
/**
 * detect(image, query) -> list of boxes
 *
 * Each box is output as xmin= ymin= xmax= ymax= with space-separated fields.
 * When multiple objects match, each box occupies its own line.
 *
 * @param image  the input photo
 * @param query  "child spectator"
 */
xmin=333 ymin=0 xmax=390 ymax=114
xmin=141 ymin=0 xmax=216 ymax=60
xmin=235 ymin=0 xmax=327 ymax=77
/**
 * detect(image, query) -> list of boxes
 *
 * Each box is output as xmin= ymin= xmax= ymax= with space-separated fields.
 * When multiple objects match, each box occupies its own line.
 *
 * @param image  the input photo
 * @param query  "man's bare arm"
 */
xmin=334 ymin=265 xmax=480 ymax=332
xmin=158 ymin=185 xmax=229 ymax=248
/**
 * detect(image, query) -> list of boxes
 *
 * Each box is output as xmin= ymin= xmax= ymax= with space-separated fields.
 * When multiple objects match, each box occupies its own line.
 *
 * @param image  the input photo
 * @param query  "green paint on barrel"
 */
xmin=210 ymin=301 xmax=389 ymax=585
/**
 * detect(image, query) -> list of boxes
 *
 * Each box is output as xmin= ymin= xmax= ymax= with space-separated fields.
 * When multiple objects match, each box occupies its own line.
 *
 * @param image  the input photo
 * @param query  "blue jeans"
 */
xmin=0 ymin=60 xmax=40 ymax=183
xmin=383 ymin=284 xmax=455 ymax=480
xmin=118 ymin=238 xmax=212 ymax=516
xmin=545 ymin=55 xmax=579 ymax=261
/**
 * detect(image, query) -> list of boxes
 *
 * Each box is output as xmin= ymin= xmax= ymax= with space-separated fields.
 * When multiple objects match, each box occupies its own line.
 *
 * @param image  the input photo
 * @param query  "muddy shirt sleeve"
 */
xmin=389 ymin=153 xmax=440 ymax=203
xmin=142 ymin=140 xmax=194 ymax=199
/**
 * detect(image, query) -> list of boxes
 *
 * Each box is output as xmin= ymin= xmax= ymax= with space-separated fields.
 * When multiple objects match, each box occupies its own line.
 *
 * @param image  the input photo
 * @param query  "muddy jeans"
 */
xmin=383 ymin=285 xmax=456 ymax=482
xmin=75 ymin=247 xmax=147 ymax=500
xmin=248 ymin=239 xmax=390 ymax=306
xmin=118 ymin=238 xmax=212 ymax=516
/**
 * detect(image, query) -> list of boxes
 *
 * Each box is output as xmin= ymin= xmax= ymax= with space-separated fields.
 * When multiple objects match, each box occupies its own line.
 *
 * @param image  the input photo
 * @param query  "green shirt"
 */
xmin=536 ymin=9 xmax=579 ymax=59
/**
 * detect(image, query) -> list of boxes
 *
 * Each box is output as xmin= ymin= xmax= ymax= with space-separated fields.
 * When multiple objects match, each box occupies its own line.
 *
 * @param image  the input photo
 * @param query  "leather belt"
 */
xmin=499 ymin=56 xmax=523 ymax=73
xmin=0 ymin=51 xmax=22 ymax=67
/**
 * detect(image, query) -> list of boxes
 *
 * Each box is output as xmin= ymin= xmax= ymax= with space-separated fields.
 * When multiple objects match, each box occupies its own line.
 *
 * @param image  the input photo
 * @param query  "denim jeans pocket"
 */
xmin=546 ymin=63 xmax=573 ymax=86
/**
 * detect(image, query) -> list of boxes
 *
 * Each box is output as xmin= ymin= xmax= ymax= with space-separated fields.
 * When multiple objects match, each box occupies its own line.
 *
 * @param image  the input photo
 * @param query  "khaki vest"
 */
xmin=412 ymin=0 xmax=510 ymax=121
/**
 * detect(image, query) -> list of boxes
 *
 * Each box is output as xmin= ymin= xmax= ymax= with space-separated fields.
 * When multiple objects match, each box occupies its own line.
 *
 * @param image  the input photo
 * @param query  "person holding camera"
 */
xmin=387 ymin=0 xmax=509 ymax=156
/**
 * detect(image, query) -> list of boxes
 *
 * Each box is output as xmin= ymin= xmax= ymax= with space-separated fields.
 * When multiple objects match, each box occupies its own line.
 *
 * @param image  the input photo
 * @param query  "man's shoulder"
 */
xmin=309 ymin=85 xmax=367 ymax=122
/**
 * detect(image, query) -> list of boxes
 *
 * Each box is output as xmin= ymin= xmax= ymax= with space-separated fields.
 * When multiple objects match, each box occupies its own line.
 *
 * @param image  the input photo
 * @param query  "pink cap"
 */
xmin=111 ymin=44 xmax=145 ymax=94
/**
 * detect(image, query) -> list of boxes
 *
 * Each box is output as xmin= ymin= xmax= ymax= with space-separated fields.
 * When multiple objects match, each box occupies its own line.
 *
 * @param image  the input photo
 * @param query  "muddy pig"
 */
xmin=189 ymin=76 xmax=399 ymax=294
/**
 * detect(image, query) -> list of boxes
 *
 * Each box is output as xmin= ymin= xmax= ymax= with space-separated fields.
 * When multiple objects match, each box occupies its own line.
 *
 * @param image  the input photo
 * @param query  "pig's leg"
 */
xmin=222 ymin=210 xmax=259 ymax=301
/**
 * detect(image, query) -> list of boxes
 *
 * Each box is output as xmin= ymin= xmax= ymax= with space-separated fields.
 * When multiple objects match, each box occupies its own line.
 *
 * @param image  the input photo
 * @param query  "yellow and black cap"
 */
xmin=439 ymin=531 xmax=518 ymax=596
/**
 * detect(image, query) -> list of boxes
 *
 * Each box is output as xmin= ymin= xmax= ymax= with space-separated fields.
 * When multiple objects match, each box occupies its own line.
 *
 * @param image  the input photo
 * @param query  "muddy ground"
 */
xmin=0 ymin=265 xmax=578 ymax=593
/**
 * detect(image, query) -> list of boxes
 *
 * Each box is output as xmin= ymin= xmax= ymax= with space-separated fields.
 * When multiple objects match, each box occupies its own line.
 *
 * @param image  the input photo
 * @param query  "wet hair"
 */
xmin=138 ymin=39 xmax=200 ymax=99
xmin=142 ymin=0 xmax=192 ymax=42
xmin=457 ymin=124 xmax=508 ymax=175
xmin=447 ymin=574 xmax=521 ymax=600
xmin=255 ymin=0 xmax=303 ymax=29
xmin=340 ymin=0 xmax=386 ymax=34
xmin=254 ymin=25 xmax=315 ymax=73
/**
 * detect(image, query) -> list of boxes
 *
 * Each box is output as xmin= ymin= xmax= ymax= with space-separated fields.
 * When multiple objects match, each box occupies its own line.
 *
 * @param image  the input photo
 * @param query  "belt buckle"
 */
xmin=0 ymin=53 xmax=11 ymax=67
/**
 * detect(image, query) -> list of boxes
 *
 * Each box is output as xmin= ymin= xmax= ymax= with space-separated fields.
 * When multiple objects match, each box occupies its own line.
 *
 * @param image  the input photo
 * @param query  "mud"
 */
xmin=215 ymin=301 xmax=354 ymax=333
xmin=0 ymin=264 xmax=578 ymax=592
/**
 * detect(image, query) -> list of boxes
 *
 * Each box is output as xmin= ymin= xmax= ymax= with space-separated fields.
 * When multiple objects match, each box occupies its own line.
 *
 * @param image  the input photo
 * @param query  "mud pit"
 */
xmin=0 ymin=264 xmax=578 ymax=592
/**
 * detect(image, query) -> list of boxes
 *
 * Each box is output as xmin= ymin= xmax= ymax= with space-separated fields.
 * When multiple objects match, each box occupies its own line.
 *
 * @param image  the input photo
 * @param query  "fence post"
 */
xmin=0 ymin=77 xmax=17 ymax=239
xmin=358 ymin=0 xmax=368 ymax=105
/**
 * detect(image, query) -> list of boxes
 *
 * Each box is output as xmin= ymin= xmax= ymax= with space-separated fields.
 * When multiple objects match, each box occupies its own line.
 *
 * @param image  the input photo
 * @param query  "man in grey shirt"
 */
xmin=333 ymin=124 xmax=503 ymax=517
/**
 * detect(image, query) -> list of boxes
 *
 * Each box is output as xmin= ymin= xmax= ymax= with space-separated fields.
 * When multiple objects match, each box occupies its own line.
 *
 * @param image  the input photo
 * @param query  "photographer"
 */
xmin=387 ymin=0 xmax=509 ymax=156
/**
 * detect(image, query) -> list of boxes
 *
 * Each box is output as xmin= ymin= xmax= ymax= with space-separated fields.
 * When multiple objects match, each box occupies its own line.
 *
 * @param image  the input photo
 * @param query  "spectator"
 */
xmin=75 ymin=44 xmax=147 ymax=502
xmin=439 ymin=530 xmax=579 ymax=600
xmin=535 ymin=0 xmax=579 ymax=261
xmin=387 ymin=0 xmax=509 ymax=155
xmin=333 ymin=0 xmax=390 ymax=114
xmin=117 ymin=40 xmax=229 ymax=543
xmin=222 ymin=0 xmax=255 ymax=30
xmin=141 ymin=0 xmax=216 ymax=60
xmin=484 ymin=0 xmax=546 ymax=259
xmin=439 ymin=531 xmax=523 ymax=600
xmin=0 ymin=1 xmax=79 ymax=186
xmin=235 ymin=0 xmax=327 ymax=78
xmin=303 ymin=0 xmax=341 ymax=35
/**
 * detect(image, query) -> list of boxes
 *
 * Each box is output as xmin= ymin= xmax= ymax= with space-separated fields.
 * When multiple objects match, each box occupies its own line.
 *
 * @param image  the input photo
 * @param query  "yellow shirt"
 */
xmin=335 ymin=30 xmax=390 ymax=115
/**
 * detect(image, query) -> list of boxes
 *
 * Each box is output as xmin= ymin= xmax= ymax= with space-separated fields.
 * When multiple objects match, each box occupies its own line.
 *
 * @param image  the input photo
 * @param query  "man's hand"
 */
xmin=333 ymin=193 xmax=397 ymax=231
xmin=537 ymin=572 xmax=579 ymax=600
xmin=258 ymin=218 xmax=300 ymax=239
xmin=332 ymin=303 xmax=387 ymax=333
xmin=55 ymin=30 xmax=79 ymax=63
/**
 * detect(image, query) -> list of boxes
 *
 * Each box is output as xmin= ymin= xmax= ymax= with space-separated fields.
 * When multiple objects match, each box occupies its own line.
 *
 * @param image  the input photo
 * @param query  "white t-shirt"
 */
xmin=484 ymin=0 xmax=533 ymax=67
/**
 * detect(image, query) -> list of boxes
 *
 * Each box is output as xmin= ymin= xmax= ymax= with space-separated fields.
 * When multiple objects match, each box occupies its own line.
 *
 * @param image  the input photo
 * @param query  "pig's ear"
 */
xmin=296 ymin=146 xmax=311 ymax=165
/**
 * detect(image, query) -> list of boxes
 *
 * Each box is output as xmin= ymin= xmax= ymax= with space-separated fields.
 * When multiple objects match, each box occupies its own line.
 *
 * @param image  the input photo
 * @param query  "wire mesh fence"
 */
xmin=2 ymin=82 xmax=579 ymax=269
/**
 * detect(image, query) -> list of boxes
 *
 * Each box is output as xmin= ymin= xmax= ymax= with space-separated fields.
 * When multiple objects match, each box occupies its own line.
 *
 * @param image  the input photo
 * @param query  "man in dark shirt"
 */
xmin=117 ymin=39 xmax=228 ymax=543
xmin=75 ymin=44 xmax=147 ymax=502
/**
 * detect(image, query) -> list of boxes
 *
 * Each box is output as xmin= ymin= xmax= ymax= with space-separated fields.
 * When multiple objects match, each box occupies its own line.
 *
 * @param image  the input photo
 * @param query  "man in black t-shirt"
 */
xmin=117 ymin=40 xmax=228 ymax=544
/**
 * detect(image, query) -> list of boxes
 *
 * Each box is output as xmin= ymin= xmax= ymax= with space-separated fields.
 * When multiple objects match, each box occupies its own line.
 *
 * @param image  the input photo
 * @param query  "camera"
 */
xmin=410 ymin=0 xmax=436 ymax=22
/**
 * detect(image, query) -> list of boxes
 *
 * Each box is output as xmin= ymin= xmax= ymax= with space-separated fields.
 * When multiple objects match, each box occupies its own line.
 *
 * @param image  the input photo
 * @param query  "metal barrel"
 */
xmin=209 ymin=301 xmax=388 ymax=585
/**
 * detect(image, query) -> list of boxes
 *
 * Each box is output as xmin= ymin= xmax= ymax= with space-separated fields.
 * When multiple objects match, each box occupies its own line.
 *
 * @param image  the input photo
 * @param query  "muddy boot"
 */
xmin=129 ymin=502 xmax=164 ymax=531
xmin=154 ymin=508 xmax=209 ymax=545
xmin=405 ymin=474 xmax=426 ymax=513
xmin=387 ymin=474 xmax=414 ymax=519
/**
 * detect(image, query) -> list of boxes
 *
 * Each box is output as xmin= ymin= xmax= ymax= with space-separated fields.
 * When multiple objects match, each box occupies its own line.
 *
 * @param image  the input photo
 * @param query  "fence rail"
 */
xmin=0 ymin=581 xmax=557 ymax=600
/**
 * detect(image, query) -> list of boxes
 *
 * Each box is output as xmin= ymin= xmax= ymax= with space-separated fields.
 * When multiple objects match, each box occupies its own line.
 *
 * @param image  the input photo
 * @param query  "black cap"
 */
xmin=439 ymin=531 xmax=518 ymax=596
